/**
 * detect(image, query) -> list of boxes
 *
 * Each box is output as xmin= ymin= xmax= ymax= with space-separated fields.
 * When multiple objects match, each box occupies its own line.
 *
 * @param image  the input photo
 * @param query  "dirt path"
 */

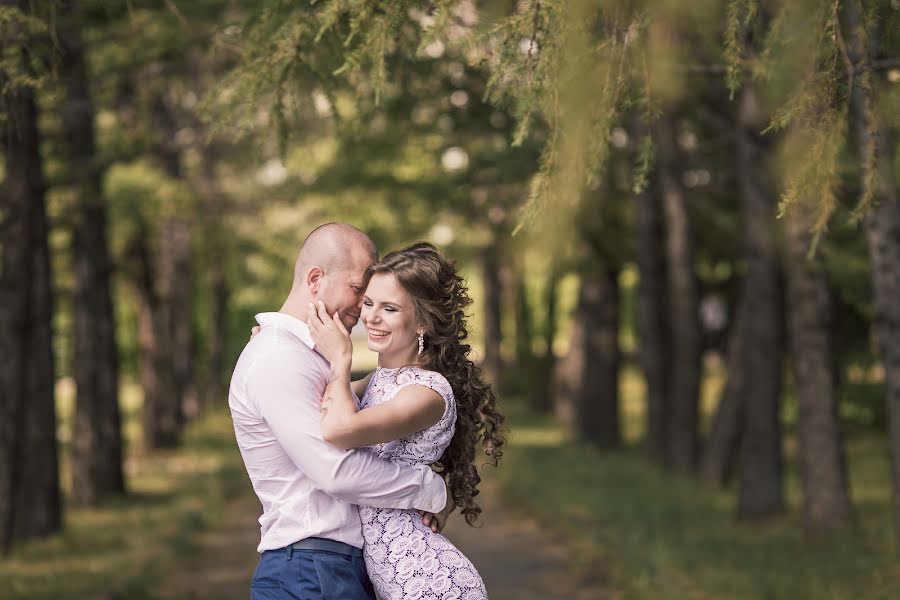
xmin=157 ymin=474 xmax=609 ymax=600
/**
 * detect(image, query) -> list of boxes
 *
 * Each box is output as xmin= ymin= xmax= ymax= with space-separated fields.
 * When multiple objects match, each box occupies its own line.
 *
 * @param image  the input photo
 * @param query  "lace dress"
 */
xmin=358 ymin=366 xmax=488 ymax=600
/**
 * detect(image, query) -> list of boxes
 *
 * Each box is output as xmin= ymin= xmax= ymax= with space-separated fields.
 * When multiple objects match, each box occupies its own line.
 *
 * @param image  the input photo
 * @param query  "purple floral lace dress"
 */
xmin=358 ymin=366 xmax=488 ymax=600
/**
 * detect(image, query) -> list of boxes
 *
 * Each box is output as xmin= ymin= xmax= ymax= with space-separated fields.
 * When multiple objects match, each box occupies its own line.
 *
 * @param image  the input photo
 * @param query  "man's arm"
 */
xmin=247 ymin=350 xmax=448 ymax=514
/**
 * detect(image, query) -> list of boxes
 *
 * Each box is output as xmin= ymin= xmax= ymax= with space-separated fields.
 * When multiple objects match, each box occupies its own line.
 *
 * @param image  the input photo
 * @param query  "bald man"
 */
xmin=229 ymin=223 xmax=451 ymax=600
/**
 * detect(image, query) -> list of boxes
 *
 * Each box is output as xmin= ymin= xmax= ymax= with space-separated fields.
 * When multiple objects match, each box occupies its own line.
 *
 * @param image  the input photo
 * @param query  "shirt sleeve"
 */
xmin=247 ymin=349 xmax=447 ymax=513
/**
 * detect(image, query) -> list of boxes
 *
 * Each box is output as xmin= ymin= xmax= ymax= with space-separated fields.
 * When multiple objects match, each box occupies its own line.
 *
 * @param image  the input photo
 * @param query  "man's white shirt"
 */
xmin=229 ymin=311 xmax=447 ymax=552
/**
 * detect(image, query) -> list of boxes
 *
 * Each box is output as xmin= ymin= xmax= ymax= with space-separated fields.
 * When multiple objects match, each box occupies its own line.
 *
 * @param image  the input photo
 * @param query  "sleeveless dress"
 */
xmin=358 ymin=366 xmax=488 ymax=600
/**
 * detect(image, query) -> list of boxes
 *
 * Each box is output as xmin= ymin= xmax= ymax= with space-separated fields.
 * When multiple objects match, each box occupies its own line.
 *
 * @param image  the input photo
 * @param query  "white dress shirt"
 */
xmin=229 ymin=311 xmax=447 ymax=552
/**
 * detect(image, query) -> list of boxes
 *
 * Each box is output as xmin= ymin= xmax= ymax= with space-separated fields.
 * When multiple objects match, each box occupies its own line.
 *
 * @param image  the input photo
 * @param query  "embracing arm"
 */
xmin=308 ymin=301 xmax=445 ymax=450
xmin=321 ymin=366 xmax=446 ymax=450
xmin=249 ymin=351 xmax=447 ymax=513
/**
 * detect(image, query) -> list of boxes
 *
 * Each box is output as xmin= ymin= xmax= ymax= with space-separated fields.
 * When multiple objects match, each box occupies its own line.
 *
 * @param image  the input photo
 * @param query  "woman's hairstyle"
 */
xmin=366 ymin=242 xmax=505 ymax=526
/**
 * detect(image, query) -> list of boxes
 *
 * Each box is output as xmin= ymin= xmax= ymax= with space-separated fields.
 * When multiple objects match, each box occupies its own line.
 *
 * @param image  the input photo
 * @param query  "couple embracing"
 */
xmin=229 ymin=222 xmax=504 ymax=599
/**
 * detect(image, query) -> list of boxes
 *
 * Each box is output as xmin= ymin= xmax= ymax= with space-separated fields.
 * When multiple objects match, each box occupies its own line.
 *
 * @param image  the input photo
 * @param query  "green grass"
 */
xmin=497 ymin=368 xmax=900 ymax=600
xmin=1 ymin=392 xmax=248 ymax=600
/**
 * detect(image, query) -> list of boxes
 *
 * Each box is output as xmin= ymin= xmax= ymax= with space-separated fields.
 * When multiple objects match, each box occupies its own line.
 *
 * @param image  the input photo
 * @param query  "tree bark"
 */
xmin=0 ymin=18 xmax=61 ymax=548
xmin=844 ymin=0 xmax=900 ymax=543
xmin=59 ymin=0 xmax=126 ymax=505
xmin=700 ymin=303 xmax=747 ymax=484
xmin=513 ymin=272 xmax=534 ymax=370
xmin=530 ymin=269 xmax=559 ymax=414
xmin=15 ymin=140 xmax=61 ymax=541
xmin=634 ymin=172 xmax=671 ymax=466
xmin=571 ymin=265 xmax=622 ymax=450
xmin=784 ymin=203 xmax=853 ymax=534
xmin=655 ymin=115 xmax=701 ymax=472
xmin=733 ymin=83 xmax=786 ymax=520
xmin=130 ymin=227 xmax=180 ymax=449
xmin=481 ymin=243 xmax=503 ymax=390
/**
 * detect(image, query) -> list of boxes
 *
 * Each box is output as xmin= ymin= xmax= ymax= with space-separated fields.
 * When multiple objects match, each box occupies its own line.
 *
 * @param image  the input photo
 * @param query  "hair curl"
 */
xmin=366 ymin=242 xmax=505 ymax=526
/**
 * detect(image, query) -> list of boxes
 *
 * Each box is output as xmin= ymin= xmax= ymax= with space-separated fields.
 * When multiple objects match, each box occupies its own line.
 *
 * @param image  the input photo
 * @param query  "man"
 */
xmin=229 ymin=222 xmax=453 ymax=599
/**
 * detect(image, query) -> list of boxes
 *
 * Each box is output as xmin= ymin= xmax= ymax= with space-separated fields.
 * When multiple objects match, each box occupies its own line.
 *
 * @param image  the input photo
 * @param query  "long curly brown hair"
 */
xmin=366 ymin=242 xmax=505 ymax=526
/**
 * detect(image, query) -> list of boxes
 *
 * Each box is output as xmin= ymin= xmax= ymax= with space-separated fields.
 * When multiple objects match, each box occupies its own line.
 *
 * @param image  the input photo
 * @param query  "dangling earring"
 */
xmin=417 ymin=330 xmax=425 ymax=355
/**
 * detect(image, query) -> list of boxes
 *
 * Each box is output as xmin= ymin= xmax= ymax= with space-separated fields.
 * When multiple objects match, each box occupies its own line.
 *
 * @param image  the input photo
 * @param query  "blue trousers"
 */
xmin=250 ymin=543 xmax=376 ymax=600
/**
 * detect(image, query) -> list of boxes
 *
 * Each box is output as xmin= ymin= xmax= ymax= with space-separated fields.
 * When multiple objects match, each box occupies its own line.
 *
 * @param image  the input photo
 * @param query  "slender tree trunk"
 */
xmin=152 ymin=94 xmax=194 ymax=426
xmin=481 ymin=243 xmax=503 ymax=390
xmin=530 ymin=269 xmax=559 ymax=414
xmin=514 ymin=272 xmax=534 ymax=370
xmin=193 ymin=154 xmax=229 ymax=410
xmin=655 ymin=115 xmax=701 ymax=472
xmin=0 ymin=23 xmax=61 ymax=547
xmin=572 ymin=265 xmax=622 ymax=450
xmin=844 ymin=0 xmax=900 ymax=543
xmin=733 ymin=83 xmax=786 ymax=519
xmin=206 ymin=259 xmax=229 ymax=408
xmin=701 ymin=303 xmax=747 ymax=484
xmin=130 ymin=228 xmax=180 ymax=449
xmin=785 ymin=203 xmax=853 ymax=534
xmin=163 ymin=219 xmax=194 ymax=421
xmin=634 ymin=173 xmax=671 ymax=465
xmin=59 ymin=1 xmax=126 ymax=505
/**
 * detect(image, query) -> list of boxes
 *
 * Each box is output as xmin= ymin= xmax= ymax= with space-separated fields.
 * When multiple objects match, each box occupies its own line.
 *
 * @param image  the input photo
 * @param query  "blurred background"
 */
xmin=2 ymin=0 xmax=900 ymax=598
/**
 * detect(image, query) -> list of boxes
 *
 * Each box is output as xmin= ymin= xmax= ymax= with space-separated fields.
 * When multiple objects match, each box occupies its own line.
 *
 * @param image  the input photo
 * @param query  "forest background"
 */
xmin=2 ymin=1 xmax=900 ymax=598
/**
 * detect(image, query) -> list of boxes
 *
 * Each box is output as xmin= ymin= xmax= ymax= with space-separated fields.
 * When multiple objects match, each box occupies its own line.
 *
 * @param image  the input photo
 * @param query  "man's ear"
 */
xmin=306 ymin=266 xmax=324 ymax=294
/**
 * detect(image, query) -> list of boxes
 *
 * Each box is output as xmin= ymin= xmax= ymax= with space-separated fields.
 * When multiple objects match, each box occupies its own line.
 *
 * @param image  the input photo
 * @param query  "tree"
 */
xmin=59 ymin=0 xmax=126 ymax=504
xmin=844 ymin=0 xmax=900 ymax=543
xmin=0 ymin=0 xmax=61 ymax=550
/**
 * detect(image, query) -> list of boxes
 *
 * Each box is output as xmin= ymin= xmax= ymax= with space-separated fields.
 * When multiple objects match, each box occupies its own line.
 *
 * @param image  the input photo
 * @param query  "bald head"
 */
xmin=294 ymin=222 xmax=377 ymax=285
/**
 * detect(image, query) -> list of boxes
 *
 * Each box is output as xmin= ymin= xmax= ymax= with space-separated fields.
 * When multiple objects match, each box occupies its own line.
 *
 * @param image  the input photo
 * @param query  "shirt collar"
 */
xmin=255 ymin=312 xmax=315 ymax=350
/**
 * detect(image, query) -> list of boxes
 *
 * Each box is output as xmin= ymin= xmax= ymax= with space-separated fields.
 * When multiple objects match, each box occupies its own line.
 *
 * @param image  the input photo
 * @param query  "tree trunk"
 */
xmin=655 ymin=115 xmax=701 ymax=472
xmin=784 ymin=203 xmax=853 ymax=534
xmin=193 ymin=153 xmax=229 ymax=411
xmin=700 ymin=303 xmax=747 ymax=484
xmin=513 ymin=272 xmax=534 ymax=370
xmin=152 ymin=94 xmax=194 ymax=425
xmin=481 ymin=244 xmax=503 ymax=390
xmin=733 ymin=83 xmax=785 ymax=520
xmin=845 ymin=0 xmax=900 ymax=545
xmin=530 ymin=269 xmax=559 ymax=414
xmin=60 ymin=1 xmax=126 ymax=505
xmin=634 ymin=173 xmax=671 ymax=466
xmin=130 ymin=228 xmax=180 ymax=449
xmin=0 ymin=25 xmax=61 ymax=548
xmin=572 ymin=265 xmax=622 ymax=450
xmin=0 ymin=75 xmax=34 ymax=555
xmin=864 ymin=132 xmax=900 ymax=545
xmin=15 ymin=143 xmax=61 ymax=540
xmin=206 ymin=259 xmax=229 ymax=408
xmin=162 ymin=218 xmax=195 ymax=422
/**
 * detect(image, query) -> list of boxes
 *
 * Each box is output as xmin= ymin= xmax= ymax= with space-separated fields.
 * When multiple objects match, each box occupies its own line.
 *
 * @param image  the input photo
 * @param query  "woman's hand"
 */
xmin=307 ymin=301 xmax=352 ymax=370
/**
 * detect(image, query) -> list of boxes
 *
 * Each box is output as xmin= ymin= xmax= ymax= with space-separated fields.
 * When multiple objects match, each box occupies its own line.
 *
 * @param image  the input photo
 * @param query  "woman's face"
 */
xmin=361 ymin=273 xmax=422 ymax=362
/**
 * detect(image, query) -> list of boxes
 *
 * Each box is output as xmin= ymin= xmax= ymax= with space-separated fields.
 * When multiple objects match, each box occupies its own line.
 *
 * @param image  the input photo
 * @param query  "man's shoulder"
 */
xmin=235 ymin=330 xmax=326 ymax=382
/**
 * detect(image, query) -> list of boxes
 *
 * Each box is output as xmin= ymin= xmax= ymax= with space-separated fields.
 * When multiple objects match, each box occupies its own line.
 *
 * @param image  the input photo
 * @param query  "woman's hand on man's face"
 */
xmin=307 ymin=300 xmax=353 ymax=369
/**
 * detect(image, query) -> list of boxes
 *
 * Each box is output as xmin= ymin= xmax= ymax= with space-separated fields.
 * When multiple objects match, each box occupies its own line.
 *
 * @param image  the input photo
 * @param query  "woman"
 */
xmin=307 ymin=242 xmax=504 ymax=600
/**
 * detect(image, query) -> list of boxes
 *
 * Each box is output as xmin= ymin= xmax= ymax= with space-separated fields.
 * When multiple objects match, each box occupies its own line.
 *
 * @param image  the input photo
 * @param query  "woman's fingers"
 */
xmin=332 ymin=310 xmax=349 ymax=335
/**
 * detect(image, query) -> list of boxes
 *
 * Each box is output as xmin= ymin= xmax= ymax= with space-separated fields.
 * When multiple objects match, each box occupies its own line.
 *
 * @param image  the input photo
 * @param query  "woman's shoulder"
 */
xmin=395 ymin=366 xmax=454 ymax=399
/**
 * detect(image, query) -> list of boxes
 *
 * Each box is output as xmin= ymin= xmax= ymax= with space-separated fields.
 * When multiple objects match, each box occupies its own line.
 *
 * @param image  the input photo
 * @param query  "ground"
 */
xmin=156 ymin=472 xmax=609 ymax=600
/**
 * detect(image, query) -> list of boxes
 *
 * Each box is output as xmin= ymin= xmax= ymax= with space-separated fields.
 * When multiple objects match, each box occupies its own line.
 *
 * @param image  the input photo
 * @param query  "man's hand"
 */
xmin=419 ymin=481 xmax=455 ymax=533
xmin=250 ymin=325 xmax=261 ymax=339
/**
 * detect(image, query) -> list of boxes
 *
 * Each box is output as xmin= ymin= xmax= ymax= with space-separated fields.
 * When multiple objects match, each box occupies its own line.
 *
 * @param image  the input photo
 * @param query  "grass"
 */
xmin=496 ymin=365 xmax=900 ymax=600
xmin=1 ymin=382 xmax=249 ymax=600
